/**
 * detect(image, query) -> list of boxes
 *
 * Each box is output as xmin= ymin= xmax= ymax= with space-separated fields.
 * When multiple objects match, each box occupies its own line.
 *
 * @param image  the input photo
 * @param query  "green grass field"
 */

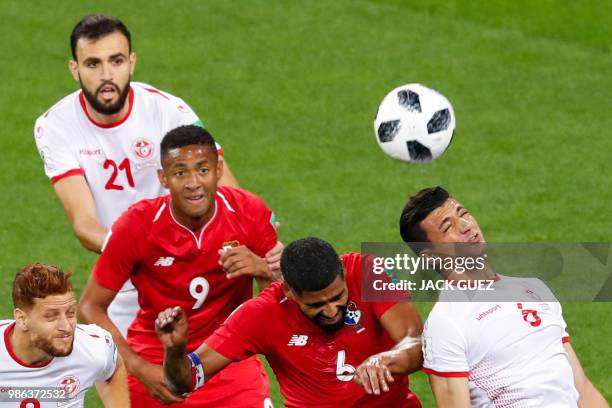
xmin=0 ymin=0 xmax=610 ymax=406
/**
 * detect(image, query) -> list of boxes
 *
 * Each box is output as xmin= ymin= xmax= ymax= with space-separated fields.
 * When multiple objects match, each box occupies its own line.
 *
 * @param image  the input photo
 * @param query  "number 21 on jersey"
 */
xmin=104 ymin=158 xmax=135 ymax=190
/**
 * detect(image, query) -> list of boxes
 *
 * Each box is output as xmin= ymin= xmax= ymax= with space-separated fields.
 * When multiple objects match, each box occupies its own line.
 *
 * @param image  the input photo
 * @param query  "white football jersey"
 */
xmin=422 ymin=275 xmax=579 ymax=407
xmin=34 ymin=81 xmax=219 ymax=229
xmin=0 ymin=321 xmax=118 ymax=408
xmin=33 ymin=82 xmax=220 ymax=336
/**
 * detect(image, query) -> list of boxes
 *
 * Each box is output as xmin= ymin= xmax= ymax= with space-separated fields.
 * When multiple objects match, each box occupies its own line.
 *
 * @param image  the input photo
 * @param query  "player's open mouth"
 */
xmin=469 ymin=233 xmax=480 ymax=243
xmin=98 ymin=85 xmax=118 ymax=100
xmin=186 ymin=194 xmax=205 ymax=204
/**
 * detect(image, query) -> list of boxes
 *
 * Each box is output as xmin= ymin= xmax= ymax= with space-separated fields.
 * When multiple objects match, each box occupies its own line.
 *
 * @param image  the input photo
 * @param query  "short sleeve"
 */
xmin=220 ymin=188 xmax=277 ymax=257
xmin=78 ymin=324 xmax=118 ymax=382
xmin=355 ymin=253 xmax=411 ymax=318
xmin=422 ymin=305 xmax=470 ymax=377
xmin=204 ymin=297 xmax=268 ymax=361
xmin=92 ymin=209 xmax=144 ymax=291
xmin=34 ymin=116 xmax=84 ymax=183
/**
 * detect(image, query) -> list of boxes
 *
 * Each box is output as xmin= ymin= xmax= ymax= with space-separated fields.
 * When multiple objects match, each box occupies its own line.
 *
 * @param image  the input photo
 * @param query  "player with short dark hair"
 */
xmin=1 ymin=263 xmax=128 ymax=407
xmin=79 ymin=125 xmax=278 ymax=406
xmin=400 ymin=186 xmax=607 ymax=408
xmin=156 ymin=237 xmax=424 ymax=408
xmin=33 ymin=13 xmax=287 ymax=338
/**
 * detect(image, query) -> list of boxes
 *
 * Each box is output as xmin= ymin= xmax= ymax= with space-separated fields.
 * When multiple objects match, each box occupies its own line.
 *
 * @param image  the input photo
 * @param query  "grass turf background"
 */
xmin=0 ymin=0 xmax=610 ymax=406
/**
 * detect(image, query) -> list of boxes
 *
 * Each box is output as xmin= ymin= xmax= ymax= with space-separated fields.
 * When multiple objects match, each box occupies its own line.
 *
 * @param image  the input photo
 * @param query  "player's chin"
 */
xmin=52 ymin=338 xmax=75 ymax=356
xmin=316 ymin=315 xmax=345 ymax=332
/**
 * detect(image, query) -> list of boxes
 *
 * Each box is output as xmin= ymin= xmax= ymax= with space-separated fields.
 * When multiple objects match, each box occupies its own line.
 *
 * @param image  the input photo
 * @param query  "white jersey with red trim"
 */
xmin=422 ymin=275 xmax=578 ymax=407
xmin=0 ymin=320 xmax=118 ymax=408
xmin=33 ymin=81 xmax=220 ymax=229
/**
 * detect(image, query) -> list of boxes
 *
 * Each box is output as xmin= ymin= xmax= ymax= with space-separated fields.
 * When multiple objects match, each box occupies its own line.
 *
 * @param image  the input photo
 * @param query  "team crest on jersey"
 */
xmin=343 ymin=301 xmax=364 ymax=331
xmin=58 ymin=375 xmax=80 ymax=399
xmin=132 ymin=138 xmax=154 ymax=159
xmin=222 ymin=240 xmax=240 ymax=251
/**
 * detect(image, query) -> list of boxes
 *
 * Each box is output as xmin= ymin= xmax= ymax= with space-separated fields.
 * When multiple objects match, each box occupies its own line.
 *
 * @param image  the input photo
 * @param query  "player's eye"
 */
xmin=86 ymin=61 xmax=98 ymax=68
xmin=175 ymin=171 xmax=184 ymax=177
xmin=199 ymin=168 xmax=209 ymax=174
xmin=112 ymin=57 xmax=125 ymax=65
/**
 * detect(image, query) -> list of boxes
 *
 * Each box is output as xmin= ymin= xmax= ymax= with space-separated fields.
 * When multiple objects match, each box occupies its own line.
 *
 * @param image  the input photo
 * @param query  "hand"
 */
xmin=219 ymin=245 xmax=270 ymax=279
xmin=354 ymin=355 xmax=395 ymax=395
xmin=128 ymin=357 xmax=185 ymax=404
xmin=265 ymin=241 xmax=284 ymax=278
xmin=155 ymin=306 xmax=188 ymax=349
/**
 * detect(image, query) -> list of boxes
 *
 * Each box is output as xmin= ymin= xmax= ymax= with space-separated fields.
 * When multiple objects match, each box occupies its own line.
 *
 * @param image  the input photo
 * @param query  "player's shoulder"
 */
xmin=74 ymin=324 xmax=115 ymax=350
xmin=217 ymin=186 xmax=270 ymax=214
xmin=112 ymin=196 xmax=169 ymax=233
xmin=132 ymin=81 xmax=193 ymax=107
xmin=35 ymin=89 xmax=80 ymax=123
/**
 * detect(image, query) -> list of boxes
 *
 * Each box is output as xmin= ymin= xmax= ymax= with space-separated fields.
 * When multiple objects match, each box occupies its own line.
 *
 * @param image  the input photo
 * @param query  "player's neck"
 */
xmin=9 ymin=325 xmax=53 ymax=366
xmin=84 ymin=99 xmax=130 ymax=126
xmin=170 ymin=202 xmax=217 ymax=232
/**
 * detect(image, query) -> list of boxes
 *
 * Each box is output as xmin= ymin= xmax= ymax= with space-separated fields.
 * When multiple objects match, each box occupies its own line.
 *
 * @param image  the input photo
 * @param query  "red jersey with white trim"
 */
xmin=0 ymin=321 xmax=117 ymax=408
xmin=205 ymin=253 xmax=422 ymax=408
xmin=92 ymin=186 xmax=277 ymax=362
xmin=33 ymin=82 xmax=220 ymax=229
xmin=422 ymin=275 xmax=578 ymax=407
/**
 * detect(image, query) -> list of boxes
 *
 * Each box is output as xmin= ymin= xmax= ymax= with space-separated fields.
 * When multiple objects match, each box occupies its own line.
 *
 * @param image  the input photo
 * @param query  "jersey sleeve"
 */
xmin=421 ymin=304 xmax=470 ymax=377
xmin=78 ymin=324 xmax=118 ymax=381
xmin=346 ymin=253 xmax=409 ymax=319
xmin=204 ymin=296 xmax=269 ymax=360
xmin=34 ymin=115 xmax=84 ymax=183
xmin=92 ymin=208 xmax=145 ymax=291
xmin=222 ymin=187 xmax=277 ymax=257
xmin=157 ymin=88 xmax=223 ymax=155
xmin=530 ymin=279 xmax=570 ymax=341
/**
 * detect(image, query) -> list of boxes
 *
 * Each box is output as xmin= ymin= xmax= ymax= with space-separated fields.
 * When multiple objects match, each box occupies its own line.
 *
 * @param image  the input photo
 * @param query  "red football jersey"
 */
xmin=93 ymin=186 xmax=277 ymax=361
xmin=205 ymin=253 xmax=422 ymax=408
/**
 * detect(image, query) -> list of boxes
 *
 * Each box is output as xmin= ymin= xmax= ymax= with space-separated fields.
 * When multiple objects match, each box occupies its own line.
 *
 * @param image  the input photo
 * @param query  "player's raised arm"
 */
xmin=54 ymin=175 xmax=108 ymax=253
xmin=155 ymin=307 xmax=233 ymax=396
xmin=95 ymin=356 xmax=130 ymax=407
xmin=355 ymin=301 xmax=423 ymax=395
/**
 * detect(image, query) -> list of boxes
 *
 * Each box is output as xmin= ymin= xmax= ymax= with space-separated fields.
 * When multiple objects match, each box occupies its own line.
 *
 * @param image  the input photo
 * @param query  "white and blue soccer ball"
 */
xmin=374 ymin=83 xmax=456 ymax=163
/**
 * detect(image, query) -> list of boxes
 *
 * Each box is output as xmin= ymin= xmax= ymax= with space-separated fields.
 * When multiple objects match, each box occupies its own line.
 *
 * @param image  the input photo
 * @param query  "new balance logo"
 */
xmin=287 ymin=335 xmax=308 ymax=346
xmin=154 ymin=257 xmax=175 ymax=267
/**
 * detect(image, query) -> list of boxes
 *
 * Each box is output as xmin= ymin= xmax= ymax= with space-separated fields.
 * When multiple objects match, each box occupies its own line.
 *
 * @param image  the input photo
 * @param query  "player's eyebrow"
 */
xmin=108 ymin=52 xmax=127 ymax=60
xmin=82 ymin=56 xmax=101 ymax=65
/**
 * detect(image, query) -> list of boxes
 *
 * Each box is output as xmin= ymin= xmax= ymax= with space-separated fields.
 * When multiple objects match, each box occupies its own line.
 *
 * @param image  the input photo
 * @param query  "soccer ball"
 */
xmin=374 ymin=83 xmax=456 ymax=163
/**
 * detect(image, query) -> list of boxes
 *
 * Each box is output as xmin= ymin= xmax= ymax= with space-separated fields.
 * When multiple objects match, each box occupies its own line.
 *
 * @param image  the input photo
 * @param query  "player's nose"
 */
xmin=322 ymin=303 xmax=339 ymax=319
xmin=100 ymin=62 xmax=113 ymax=81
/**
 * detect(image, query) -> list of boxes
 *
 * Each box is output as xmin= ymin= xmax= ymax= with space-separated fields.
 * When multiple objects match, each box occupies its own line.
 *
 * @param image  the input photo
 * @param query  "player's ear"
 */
xmin=13 ymin=308 xmax=28 ymax=331
xmin=216 ymin=156 xmax=224 ymax=182
xmin=129 ymin=52 xmax=136 ymax=75
xmin=68 ymin=60 xmax=79 ymax=82
xmin=157 ymin=168 xmax=168 ymax=188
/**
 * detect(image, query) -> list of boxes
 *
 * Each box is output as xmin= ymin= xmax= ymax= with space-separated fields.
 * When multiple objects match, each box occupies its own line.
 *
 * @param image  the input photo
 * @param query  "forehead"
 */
xmin=163 ymin=144 xmax=217 ymax=166
xmin=75 ymin=31 xmax=129 ymax=59
xmin=32 ymin=292 xmax=77 ymax=311
xmin=296 ymin=275 xmax=346 ymax=303
xmin=421 ymin=198 xmax=462 ymax=227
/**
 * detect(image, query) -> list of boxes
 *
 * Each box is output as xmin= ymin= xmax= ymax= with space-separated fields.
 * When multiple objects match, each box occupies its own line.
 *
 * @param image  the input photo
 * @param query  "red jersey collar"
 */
xmin=4 ymin=322 xmax=54 ymax=368
xmin=79 ymin=86 xmax=134 ymax=129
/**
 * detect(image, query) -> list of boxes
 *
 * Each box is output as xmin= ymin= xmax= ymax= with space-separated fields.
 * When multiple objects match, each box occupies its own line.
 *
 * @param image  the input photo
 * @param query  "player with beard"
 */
xmin=32 ymin=14 xmax=282 ymax=338
xmin=0 ymin=263 xmax=127 ymax=407
xmin=155 ymin=237 xmax=424 ymax=407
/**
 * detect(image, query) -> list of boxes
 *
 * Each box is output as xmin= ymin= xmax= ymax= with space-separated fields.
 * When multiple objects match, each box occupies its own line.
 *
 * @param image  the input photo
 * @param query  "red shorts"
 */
xmin=128 ymin=356 xmax=272 ymax=407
